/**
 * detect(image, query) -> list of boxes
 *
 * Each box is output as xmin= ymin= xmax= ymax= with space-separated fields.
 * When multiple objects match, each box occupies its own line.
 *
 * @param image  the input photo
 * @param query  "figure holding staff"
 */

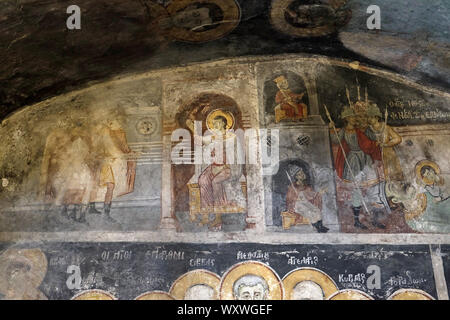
xmin=325 ymin=104 xmax=386 ymax=230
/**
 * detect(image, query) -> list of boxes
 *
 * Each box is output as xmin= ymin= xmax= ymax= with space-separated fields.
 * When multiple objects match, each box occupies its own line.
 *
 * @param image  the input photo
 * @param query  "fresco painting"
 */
xmin=0 ymin=56 xmax=449 ymax=300
xmin=0 ymin=0 xmax=449 ymax=302
xmin=0 ymin=243 xmax=437 ymax=300
xmin=0 ymin=78 xmax=163 ymax=232
xmin=270 ymin=0 xmax=352 ymax=38
xmin=171 ymin=92 xmax=249 ymax=232
xmin=0 ymin=58 xmax=449 ymax=234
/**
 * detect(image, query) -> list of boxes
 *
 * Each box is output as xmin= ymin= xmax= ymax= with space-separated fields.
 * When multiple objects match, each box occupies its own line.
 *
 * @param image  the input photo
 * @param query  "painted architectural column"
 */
xmin=160 ymin=131 xmax=177 ymax=230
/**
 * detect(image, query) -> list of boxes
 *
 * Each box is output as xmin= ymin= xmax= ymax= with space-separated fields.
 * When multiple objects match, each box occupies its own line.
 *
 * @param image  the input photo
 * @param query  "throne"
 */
xmin=274 ymin=104 xmax=308 ymax=123
xmin=187 ymin=170 xmax=247 ymax=223
xmin=281 ymin=211 xmax=310 ymax=230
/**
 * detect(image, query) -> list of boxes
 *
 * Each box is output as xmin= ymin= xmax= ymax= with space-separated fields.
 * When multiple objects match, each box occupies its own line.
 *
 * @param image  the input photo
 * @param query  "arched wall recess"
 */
xmin=0 ymin=54 xmax=449 ymax=300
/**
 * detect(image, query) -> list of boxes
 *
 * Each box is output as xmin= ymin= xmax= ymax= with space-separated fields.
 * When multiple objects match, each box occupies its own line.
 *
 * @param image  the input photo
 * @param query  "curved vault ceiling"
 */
xmin=0 ymin=0 xmax=449 ymax=120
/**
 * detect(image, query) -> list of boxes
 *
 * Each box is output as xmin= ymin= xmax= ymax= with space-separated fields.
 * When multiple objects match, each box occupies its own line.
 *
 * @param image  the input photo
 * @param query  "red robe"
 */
xmin=334 ymin=129 xmax=382 ymax=179
xmin=275 ymin=90 xmax=306 ymax=118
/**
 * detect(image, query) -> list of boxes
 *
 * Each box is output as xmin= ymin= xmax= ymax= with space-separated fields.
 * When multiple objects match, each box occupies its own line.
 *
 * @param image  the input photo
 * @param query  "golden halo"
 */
xmin=270 ymin=0 xmax=351 ymax=38
xmin=135 ymin=291 xmax=175 ymax=300
xmin=206 ymin=109 xmax=235 ymax=132
xmin=167 ymin=0 xmax=241 ymax=43
xmin=282 ymin=267 xmax=339 ymax=300
xmin=388 ymin=289 xmax=434 ymax=300
xmin=0 ymin=248 xmax=48 ymax=295
xmin=169 ymin=269 xmax=221 ymax=300
xmin=219 ymin=261 xmax=284 ymax=300
xmin=404 ymin=193 xmax=427 ymax=221
xmin=328 ymin=289 xmax=374 ymax=300
xmin=71 ymin=289 xmax=116 ymax=300
xmin=415 ymin=160 xmax=441 ymax=185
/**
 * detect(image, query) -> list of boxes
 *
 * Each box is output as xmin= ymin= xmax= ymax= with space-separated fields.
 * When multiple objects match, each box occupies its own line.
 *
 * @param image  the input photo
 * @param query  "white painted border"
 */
xmin=1 ymin=231 xmax=449 ymax=244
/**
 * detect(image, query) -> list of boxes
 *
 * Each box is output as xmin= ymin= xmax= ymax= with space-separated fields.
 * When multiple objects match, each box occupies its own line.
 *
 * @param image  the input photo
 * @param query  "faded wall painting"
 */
xmin=267 ymin=158 xmax=336 ymax=233
xmin=0 ymin=243 xmax=437 ymax=300
xmin=270 ymin=0 xmax=352 ymax=38
xmin=40 ymin=107 xmax=136 ymax=224
xmin=162 ymin=62 xmax=260 ymax=233
xmin=0 ymin=56 xmax=449 ymax=236
xmin=143 ymin=0 xmax=242 ymax=44
xmin=0 ymin=78 xmax=163 ymax=232
xmin=258 ymin=63 xmax=339 ymax=234
xmin=263 ymin=72 xmax=309 ymax=124
xmin=1 ymin=0 xmax=449 ymax=302
xmin=172 ymin=93 xmax=248 ymax=232
xmin=0 ymin=248 xmax=48 ymax=300
xmin=166 ymin=0 xmax=241 ymax=43
xmin=316 ymin=64 xmax=450 ymax=234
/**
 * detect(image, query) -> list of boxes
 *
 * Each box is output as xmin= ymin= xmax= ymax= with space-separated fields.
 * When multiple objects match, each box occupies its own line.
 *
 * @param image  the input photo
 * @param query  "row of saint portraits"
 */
xmin=132 ymin=0 xmax=351 ymax=43
xmin=21 ymin=75 xmax=449 ymax=234
xmin=0 ymin=247 xmax=436 ymax=300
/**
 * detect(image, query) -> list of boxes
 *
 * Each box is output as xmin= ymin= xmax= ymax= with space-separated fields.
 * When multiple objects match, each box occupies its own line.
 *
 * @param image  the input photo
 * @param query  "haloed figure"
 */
xmin=198 ymin=116 xmax=231 ymax=227
xmin=420 ymin=165 xmax=448 ymax=200
xmin=409 ymin=162 xmax=450 ymax=233
xmin=0 ymin=249 xmax=48 ymax=300
xmin=172 ymin=4 xmax=213 ymax=32
xmin=197 ymin=114 xmax=245 ymax=228
xmin=387 ymin=162 xmax=450 ymax=233
xmin=184 ymin=284 xmax=215 ymax=300
xmin=291 ymin=281 xmax=325 ymax=300
xmin=233 ymin=275 xmax=269 ymax=300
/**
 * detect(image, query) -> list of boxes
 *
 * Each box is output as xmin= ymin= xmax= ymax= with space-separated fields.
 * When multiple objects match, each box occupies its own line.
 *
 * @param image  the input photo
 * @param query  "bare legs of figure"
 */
xmin=103 ymin=182 xmax=116 ymax=222
xmin=88 ymin=170 xmax=102 ymax=214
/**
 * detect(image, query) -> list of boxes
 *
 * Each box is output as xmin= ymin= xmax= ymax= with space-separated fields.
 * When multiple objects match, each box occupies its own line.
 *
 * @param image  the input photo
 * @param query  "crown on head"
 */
xmin=343 ymin=78 xmax=371 ymax=115
xmin=274 ymin=75 xmax=288 ymax=84
xmin=367 ymin=102 xmax=382 ymax=118
xmin=340 ymin=106 xmax=356 ymax=119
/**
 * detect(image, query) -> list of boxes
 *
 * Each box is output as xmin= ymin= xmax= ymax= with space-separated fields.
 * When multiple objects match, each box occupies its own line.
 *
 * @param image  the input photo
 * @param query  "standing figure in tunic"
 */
xmin=89 ymin=118 xmax=136 ymax=222
xmin=330 ymin=107 xmax=386 ymax=229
